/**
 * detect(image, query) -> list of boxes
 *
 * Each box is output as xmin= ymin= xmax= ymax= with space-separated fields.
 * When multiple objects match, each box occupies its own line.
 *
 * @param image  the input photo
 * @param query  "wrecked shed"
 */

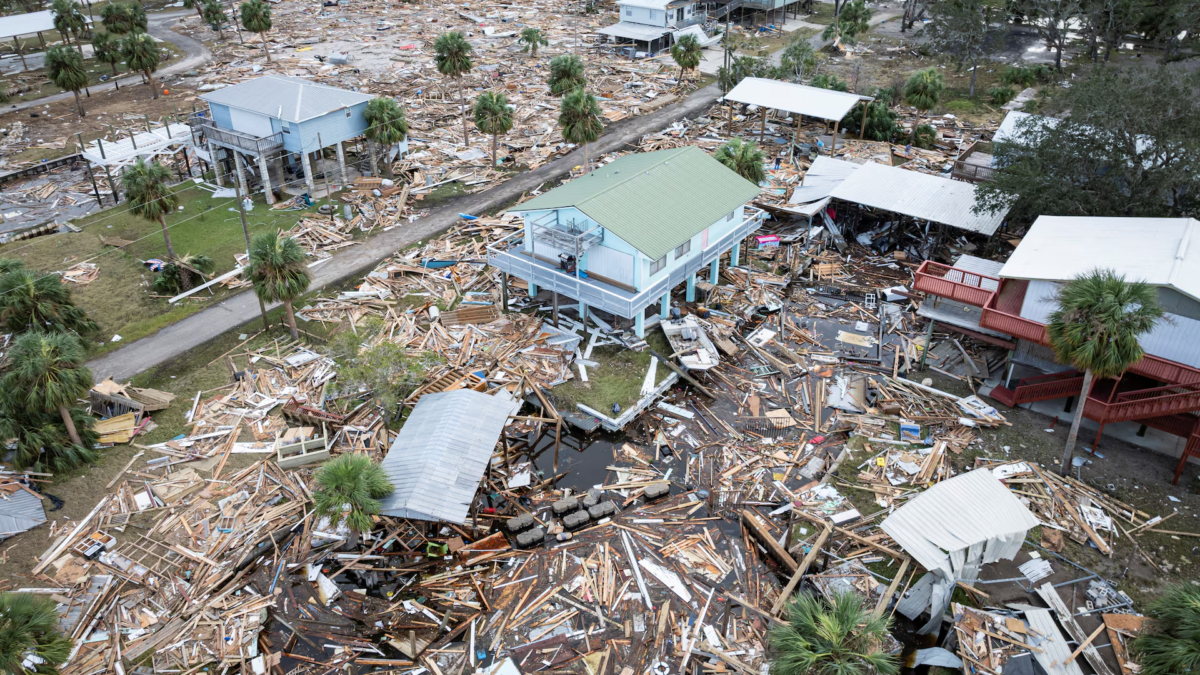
xmin=377 ymin=388 xmax=519 ymax=524
xmin=881 ymin=468 xmax=1040 ymax=633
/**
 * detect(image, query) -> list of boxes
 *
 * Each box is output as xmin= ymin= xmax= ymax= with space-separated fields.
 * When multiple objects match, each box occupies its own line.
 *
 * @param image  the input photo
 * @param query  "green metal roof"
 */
xmin=518 ymin=146 xmax=762 ymax=260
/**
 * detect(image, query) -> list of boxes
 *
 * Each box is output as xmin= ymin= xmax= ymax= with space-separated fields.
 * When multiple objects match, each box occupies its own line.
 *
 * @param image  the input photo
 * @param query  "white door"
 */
xmin=586 ymin=245 xmax=634 ymax=286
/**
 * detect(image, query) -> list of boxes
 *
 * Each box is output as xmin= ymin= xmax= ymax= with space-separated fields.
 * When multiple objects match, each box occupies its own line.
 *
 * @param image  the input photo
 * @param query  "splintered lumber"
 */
xmin=772 ymin=522 xmax=831 ymax=614
xmin=741 ymin=510 xmax=797 ymax=572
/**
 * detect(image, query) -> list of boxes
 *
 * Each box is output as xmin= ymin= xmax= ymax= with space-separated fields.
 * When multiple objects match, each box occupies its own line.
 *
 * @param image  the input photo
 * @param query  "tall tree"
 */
xmin=2 ymin=332 xmax=92 ymax=447
xmin=0 ymin=593 xmax=74 ymax=674
xmin=1047 ymin=270 xmax=1163 ymax=474
xmin=548 ymin=54 xmax=586 ymax=96
xmin=45 ymin=45 xmax=87 ymax=119
xmin=922 ymin=0 xmax=1004 ymax=96
xmin=182 ymin=0 xmax=205 ymax=20
xmin=91 ymin=29 xmax=122 ymax=83
xmin=822 ymin=0 xmax=872 ymax=46
xmin=0 ymin=268 xmax=98 ymax=336
xmin=202 ymin=0 xmax=226 ymax=40
xmin=518 ymin=27 xmax=548 ymax=56
xmin=715 ymin=138 xmax=766 ymax=184
xmin=558 ymin=88 xmax=603 ymax=169
xmin=363 ymin=97 xmax=408 ymax=178
xmin=670 ymin=33 xmax=702 ymax=84
xmin=51 ymin=0 xmax=87 ymax=53
xmin=248 ymin=231 xmax=311 ymax=341
xmin=122 ymin=32 xmax=162 ymax=96
xmin=975 ymin=66 xmax=1200 ymax=221
xmin=1022 ymin=0 xmax=1082 ymax=70
xmin=902 ymin=67 xmax=944 ymax=144
xmin=433 ymin=31 xmax=474 ymax=147
xmin=1131 ymin=583 xmax=1200 ymax=675
xmin=122 ymin=157 xmax=180 ymax=267
xmin=240 ymin=0 xmax=272 ymax=62
xmin=474 ymin=91 xmax=513 ymax=168
xmin=779 ymin=37 xmax=818 ymax=82
xmin=100 ymin=2 xmax=134 ymax=34
xmin=771 ymin=592 xmax=900 ymax=675
xmin=312 ymin=454 xmax=393 ymax=548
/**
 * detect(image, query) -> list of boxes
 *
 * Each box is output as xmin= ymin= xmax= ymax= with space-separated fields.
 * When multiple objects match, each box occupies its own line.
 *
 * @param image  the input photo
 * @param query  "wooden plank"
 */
xmin=740 ymin=510 xmax=796 ymax=572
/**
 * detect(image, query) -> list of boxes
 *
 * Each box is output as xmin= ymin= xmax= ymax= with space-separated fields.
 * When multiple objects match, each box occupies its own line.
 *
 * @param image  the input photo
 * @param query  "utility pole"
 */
xmin=232 ymin=152 xmax=271 ymax=331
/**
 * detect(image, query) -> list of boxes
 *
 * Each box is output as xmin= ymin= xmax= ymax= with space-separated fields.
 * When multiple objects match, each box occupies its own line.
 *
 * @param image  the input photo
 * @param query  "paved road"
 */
xmin=2 ymin=10 xmax=211 ymax=116
xmin=86 ymin=82 xmax=727 ymax=381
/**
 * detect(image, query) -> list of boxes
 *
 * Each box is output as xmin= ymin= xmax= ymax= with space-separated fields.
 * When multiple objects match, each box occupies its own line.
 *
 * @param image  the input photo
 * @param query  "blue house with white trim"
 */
xmin=487 ymin=146 xmax=766 ymax=336
xmin=196 ymin=75 xmax=384 ymax=203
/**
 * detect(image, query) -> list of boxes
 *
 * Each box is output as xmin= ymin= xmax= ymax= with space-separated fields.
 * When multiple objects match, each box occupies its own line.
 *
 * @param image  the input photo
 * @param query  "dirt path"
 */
xmin=2 ymin=10 xmax=212 ymax=115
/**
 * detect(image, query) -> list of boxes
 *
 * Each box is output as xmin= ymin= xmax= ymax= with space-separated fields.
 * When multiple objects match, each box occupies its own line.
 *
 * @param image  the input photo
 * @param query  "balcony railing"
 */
xmin=192 ymin=118 xmax=284 ymax=156
xmin=913 ymin=260 xmax=998 ymax=308
xmin=989 ymin=370 xmax=1084 ymax=407
xmin=488 ymin=208 xmax=767 ymax=319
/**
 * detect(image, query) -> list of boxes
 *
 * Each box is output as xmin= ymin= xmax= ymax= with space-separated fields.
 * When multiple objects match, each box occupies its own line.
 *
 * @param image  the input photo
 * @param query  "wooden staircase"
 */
xmin=989 ymin=370 xmax=1084 ymax=407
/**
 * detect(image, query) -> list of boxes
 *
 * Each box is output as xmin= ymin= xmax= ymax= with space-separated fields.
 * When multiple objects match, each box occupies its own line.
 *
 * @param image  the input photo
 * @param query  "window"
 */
xmin=725 ymin=210 xmax=735 ymax=221
xmin=345 ymin=109 xmax=352 ymax=118
xmin=282 ymin=124 xmax=291 ymax=134
xmin=625 ymin=7 xmax=632 ymax=15
xmin=674 ymin=240 xmax=691 ymax=259
xmin=650 ymin=255 xmax=667 ymax=275
xmin=649 ymin=9 xmax=656 ymax=19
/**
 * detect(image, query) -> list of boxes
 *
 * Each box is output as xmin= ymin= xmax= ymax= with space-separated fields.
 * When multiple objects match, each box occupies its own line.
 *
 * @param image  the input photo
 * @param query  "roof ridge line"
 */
xmin=575 ymin=146 xmax=690 ymax=204
xmin=1167 ymin=218 xmax=1196 ymax=286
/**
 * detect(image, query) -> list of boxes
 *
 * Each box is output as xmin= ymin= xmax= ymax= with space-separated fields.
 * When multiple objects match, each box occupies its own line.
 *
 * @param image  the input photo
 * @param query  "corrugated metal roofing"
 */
xmin=597 ymin=22 xmax=670 ymax=40
xmin=828 ymin=161 xmax=1009 ymax=235
xmin=1023 ymin=608 xmax=1086 ymax=675
xmin=0 ymin=488 xmax=47 ymax=541
xmin=998 ymin=216 xmax=1200 ymax=303
xmin=199 ymin=75 xmax=373 ymax=124
xmin=950 ymin=254 xmax=1002 ymax=291
xmin=378 ymin=389 xmax=519 ymax=524
xmin=517 ymin=147 xmax=762 ymax=260
xmin=725 ymin=78 xmax=871 ymax=122
xmin=0 ymin=10 xmax=91 ymax=40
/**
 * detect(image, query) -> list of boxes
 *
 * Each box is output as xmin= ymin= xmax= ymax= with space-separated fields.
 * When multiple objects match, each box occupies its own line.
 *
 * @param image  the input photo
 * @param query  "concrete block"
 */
xmin=563 ymin=510 xmax=590 ymax=530
xmin=643 ymin=483 xmax=670 ymax=501
xmin=588 ymin=501 xmax=616 ymax=519
xmin=581 ymin=488 xmax=602 ymax=509
xmin=552 ymin=497 xmax=579 ymax=515
xmin=506 ymin=512 xmax=535 ymax=533
xmin=516 ymin=527 xmax=546 ymax=549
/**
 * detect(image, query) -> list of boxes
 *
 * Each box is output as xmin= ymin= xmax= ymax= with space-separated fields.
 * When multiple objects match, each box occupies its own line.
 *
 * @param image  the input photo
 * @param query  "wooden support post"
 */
xmin=871 ymin=557 xmax=910 ymax=619
xmin=760 ymin=107 xmax=768 ymax=143
xmin=552 ymin=291 xmax=559 ymax=327
xmin=501 ymin=272 xmax=510 ymax=313
xmin=919 ymin=319 xmax=935 ymax=371
xmin=859 ymin=99 xmax=869 ymax=140
xmin=741 ymin=509 xmax=797 ymax=572
xmin=771 ymin=522 xmax=831 ymax=614
xmin=830 ymin=120 xmax=840 ymax=155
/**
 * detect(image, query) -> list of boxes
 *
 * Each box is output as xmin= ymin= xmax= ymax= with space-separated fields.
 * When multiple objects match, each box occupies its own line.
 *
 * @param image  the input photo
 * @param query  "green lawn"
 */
xmin=553 ymin=329 xmax=673 ymax=413
xmin=0 ymin=182 xmax=314 ymax=352
xmin=0 ymin=41 xmax=185 ymax=105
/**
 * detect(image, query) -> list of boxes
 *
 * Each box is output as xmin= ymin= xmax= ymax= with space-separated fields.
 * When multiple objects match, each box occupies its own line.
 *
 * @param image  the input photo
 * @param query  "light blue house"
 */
xmin=196 ymin=75 xmax=378 ymax=203
xmin=486 ymin=146 xmax=766 ymax=337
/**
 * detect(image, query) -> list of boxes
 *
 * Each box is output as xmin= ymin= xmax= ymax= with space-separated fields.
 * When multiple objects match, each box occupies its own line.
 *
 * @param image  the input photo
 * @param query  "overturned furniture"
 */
xmin=275 ymin=423 xmax=330 ymax=469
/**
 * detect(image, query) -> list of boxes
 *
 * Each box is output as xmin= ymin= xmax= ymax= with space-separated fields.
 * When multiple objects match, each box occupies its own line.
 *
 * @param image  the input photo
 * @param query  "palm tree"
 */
xmin=363 ymin=97 xmax=408 ymax=178
xmin=91 ymin=30 xmax=122 ymax=84
xmin=821 ymin=0 xmax=872 ymax=46
xmin=0 ymin=268 xmax=98 ymax=336
xmin=434 ymin=31 xmax=474 ymax=147
xmin=122 ymin=157 xmax=180 ymax=266
xmin=1131 ymin=583 xmax=1200 ymax=675
xmin=152 ymin=253 xmax=216 ymax=295
xmin=0 ymin=593 xmax=74 ymax=674
xmin=248 ymin=231 xmax=311 ymax=341
xmin=52 ymin=0 xmax=87 ymax=53
xmin=811 ymin=73 xmax=849 ymax=91
xmin=123 ymin=32 xmax=162 ymax=96
xmin=46 ymin=46 xmax=88 ymax=119
xmin=559 ymin=88 xmax=603 ymax=169
xmin=548 ymin=54 xmax=586 ymax=96
xmin=240 ymin=0 xmax=272 ymax=62
xmin=670 ymin=34 xmax=702 ymax=85
xmin=474 ymin=91 xmax=513 ymax=168
xmin=202 ymin=0 xmax=226 ymax=40
xmin=101 ymin=2 xmax=135 ymax=34
xmin=715 ymin=138 xmax=765 ymax=184
xmin=902 ymin=67 xmax=944 ymax=144
xmin=183 ymin=0 xmax=205 ymax=21
xmin=518 ymin=27 xmax=548 ymax=56
xmin=0 ymin=397 xmax=99 ymax=471
xmin=2 ymin=332 xmax=92 ymax=448
xmin=771 ymin=592 xmax=900 ymax=675
xmin=128 ymin=2 xmax=149 ymax=33
xmin=1047 ymin=269 xmax=1163 ymax=474
xmin=312 ymin=453 xmax=393 ymax=548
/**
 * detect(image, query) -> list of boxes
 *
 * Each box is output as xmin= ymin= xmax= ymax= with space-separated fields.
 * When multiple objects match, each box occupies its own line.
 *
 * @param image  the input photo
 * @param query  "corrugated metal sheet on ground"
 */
xmin=0 ymin=488 xmax=47 ymax=540
xmin=1023 ymin=607 xmax=1085 ymax=675
xmin=828 ymin=161 xmax=1009 ymax=235
xmin=378 ymin=389 xmax=519 ymax=524
xmin=517 ymin=147 xmax=761 ymax=261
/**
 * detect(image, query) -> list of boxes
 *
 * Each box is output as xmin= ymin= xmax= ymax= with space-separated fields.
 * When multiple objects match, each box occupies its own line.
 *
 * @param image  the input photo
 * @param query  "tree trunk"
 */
xmin=59 ymin=406 xmax=83 ymax=446
xmin=147 ymin=70 xmax=159 ymax=98
xmin=458 ymin=77 xmax=469 ymax=147
xmin=158 ymin=215 xmax=177 ymax=260
xmin=261 ymin=31 xmax=271 ymax=62
xmin=584 ymin=142 xmax=589 ymax=170
xmin=110 ymin=61 xmax=119 ymax=77
xmin=492 ymin=131 xmax=498 ymax=167
xmin=194 ymin=4 xmax=204 ymax=20
xmin=367 ymin=138 xmax=380 ymax=177
xmin=1060 ymin=368 xmax=1093 ymax=475
xmin=72 ymin=89 xmax=85 ymax=118
xmin=968 ymin=56 xmax=977 ymax=97
xmin=285 ymin=300 xmax=299 ymax=340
